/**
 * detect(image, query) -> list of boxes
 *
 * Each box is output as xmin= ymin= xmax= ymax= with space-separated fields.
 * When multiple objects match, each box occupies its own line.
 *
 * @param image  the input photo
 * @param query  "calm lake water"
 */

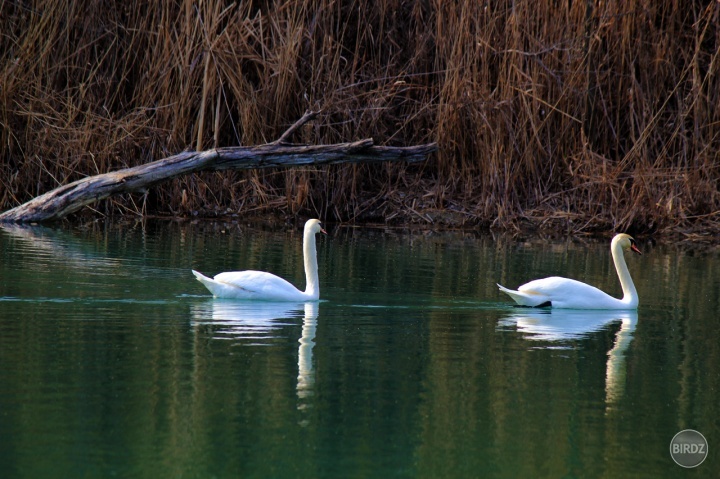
xmin=0 ymin=220 xmax=717 ymax=478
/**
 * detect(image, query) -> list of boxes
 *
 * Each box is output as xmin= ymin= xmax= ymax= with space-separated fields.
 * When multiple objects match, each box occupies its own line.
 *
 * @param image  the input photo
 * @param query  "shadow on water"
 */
xmin=0 ymin=223 xmax=186 ymax=302
xmin=0 ymin=223 xmax=125 ymax=269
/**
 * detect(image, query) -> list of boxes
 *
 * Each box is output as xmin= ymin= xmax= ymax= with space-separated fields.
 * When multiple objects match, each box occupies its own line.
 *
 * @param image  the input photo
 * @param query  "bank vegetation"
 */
xmin=2 ymin=1 xmax=719 ymax=238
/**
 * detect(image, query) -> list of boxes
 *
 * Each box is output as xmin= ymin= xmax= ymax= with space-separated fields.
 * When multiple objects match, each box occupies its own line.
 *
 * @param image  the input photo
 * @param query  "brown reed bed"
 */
xmin=1 ymin=1 xmax=719 ymax=238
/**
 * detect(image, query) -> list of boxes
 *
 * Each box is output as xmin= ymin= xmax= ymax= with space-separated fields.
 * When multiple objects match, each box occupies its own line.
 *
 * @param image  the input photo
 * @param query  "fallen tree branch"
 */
xmin=0 ymin=112 xmax=437 ymax=222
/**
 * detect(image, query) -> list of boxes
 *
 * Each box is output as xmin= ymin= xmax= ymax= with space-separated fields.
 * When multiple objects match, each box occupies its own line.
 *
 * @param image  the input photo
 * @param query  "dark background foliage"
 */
xmin=2 ymin=1 xmax=718 ymax=235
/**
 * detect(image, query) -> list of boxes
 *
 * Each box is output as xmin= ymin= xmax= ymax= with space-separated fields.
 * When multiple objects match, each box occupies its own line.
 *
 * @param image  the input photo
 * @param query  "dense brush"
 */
xmin=1 ymin=1 xmax=718 ymax=234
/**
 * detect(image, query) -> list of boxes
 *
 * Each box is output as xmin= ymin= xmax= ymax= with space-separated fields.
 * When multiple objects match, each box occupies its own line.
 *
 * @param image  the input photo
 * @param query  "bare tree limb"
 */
xmin=0 ymin=135 xmax=437 ymax=223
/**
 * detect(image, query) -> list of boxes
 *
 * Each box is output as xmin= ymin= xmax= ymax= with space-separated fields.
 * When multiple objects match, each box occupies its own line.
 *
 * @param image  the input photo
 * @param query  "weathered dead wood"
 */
xmin=0 ymin=111 xmax=437 ymax=223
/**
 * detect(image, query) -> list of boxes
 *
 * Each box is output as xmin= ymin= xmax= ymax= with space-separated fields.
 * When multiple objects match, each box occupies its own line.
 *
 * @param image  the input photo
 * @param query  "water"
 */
xmin=0 ymin=221 xmax=718 ymax=478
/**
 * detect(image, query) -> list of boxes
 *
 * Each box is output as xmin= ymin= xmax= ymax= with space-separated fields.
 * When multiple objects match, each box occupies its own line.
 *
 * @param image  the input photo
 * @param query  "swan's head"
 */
xmin=304 ymin=218 xmax=327 ymax=236
xmin=612 ymin=233 xmax=641 ymax=255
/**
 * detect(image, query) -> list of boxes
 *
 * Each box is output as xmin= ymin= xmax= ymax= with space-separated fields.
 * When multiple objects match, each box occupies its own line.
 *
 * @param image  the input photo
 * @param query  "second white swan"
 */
xmin=192 ymin=219 xmax=327 ymax=301
xmin=497 ymin=233 xmax=641 ymax=309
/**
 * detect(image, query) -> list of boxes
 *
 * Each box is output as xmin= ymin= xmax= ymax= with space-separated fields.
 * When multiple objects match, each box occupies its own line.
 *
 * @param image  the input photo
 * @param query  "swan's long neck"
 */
xmin=302 ymin=228 xmax=320 ymax=299
xmin=611 ymin=240 xmax=638 ymax=307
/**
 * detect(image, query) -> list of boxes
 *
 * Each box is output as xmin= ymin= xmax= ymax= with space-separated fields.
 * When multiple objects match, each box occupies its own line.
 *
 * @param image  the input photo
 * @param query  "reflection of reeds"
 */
xmin=2 ymin=1 xmax=718 ymax=233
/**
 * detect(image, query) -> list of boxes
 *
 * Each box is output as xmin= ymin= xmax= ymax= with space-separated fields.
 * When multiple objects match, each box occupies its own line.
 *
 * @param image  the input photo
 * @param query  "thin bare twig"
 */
xmin=272 ymin=110 xmax=319 ymax=145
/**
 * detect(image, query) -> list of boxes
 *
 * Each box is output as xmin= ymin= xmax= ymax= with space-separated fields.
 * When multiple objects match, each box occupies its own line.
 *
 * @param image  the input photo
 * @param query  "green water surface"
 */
xmin=0 ymin=221 xmax=717 ymax=478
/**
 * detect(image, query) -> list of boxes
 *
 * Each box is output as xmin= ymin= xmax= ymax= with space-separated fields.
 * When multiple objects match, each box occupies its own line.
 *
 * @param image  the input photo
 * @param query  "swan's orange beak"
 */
xmin=320 ymin=227 xmax=328 ymax=235
xmin=631 ymin=243 xmax=642 ymax=255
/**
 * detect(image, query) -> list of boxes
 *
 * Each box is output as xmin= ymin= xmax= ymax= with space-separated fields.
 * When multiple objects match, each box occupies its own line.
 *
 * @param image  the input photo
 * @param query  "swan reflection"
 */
xmin=498 ymin=309 xmax=636 ymax=342
xmin=297 ymin=302 xmax=318 ymax=403
xmin=191 ymin=300 xmax=319 ymax=423
xmin=499 ymin=309 xmax=638 ymax=406
xmin=191 ymin=300 xmax=307 ymax=340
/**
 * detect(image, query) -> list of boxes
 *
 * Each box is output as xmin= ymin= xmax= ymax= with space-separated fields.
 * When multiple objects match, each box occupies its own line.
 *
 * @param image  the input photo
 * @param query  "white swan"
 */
xmin=192 ymin=219 xmax=326 ymax=301
xmin=497 ymin=233 xmax=641 ymax=309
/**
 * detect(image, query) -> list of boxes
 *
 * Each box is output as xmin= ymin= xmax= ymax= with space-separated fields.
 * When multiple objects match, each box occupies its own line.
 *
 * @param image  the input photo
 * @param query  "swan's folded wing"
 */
xmin=517 ymin=277 xmax=620 ymax=309
xmin=212 ymin=270 xmax=304 ymax=300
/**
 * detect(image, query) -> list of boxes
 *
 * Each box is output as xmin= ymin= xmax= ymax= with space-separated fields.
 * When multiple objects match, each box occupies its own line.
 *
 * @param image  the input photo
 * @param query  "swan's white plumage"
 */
xmin=498 ymin=233 xmax=641 ymax=310
xmin=193 ymin=219 xmax=326 ymax=301
xmin=192 ymin=269 xmax=310 ymax=301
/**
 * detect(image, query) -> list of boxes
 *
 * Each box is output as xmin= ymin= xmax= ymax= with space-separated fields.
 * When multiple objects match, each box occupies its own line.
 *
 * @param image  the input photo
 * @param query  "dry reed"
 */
xmin=1 ymin=0 xmax=719 ymax=236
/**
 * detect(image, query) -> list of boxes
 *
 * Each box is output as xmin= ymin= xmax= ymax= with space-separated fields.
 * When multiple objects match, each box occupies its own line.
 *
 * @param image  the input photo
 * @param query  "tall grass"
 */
xmin=1 ymin=0 xmax=718 ymax=234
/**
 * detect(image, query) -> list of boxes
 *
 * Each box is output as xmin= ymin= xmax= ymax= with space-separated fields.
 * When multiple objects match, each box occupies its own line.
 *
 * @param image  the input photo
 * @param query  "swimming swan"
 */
xmin=497 ymin=233 xmax=641 ymax=309
xmin=192 ymin=219 xmax=326 ymax=301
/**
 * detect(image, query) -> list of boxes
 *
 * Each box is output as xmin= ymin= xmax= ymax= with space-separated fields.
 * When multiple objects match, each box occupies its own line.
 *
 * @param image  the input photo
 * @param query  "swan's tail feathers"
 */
xmin=497 ymin=283 xmax=547 ymax=307
xmin=192 ymin=270 xmax=221 ymax=297
xmin=192 ymin=269 xmax=210 ymax=282
xmin=497 ymin=284 xmax=520 ymax=302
